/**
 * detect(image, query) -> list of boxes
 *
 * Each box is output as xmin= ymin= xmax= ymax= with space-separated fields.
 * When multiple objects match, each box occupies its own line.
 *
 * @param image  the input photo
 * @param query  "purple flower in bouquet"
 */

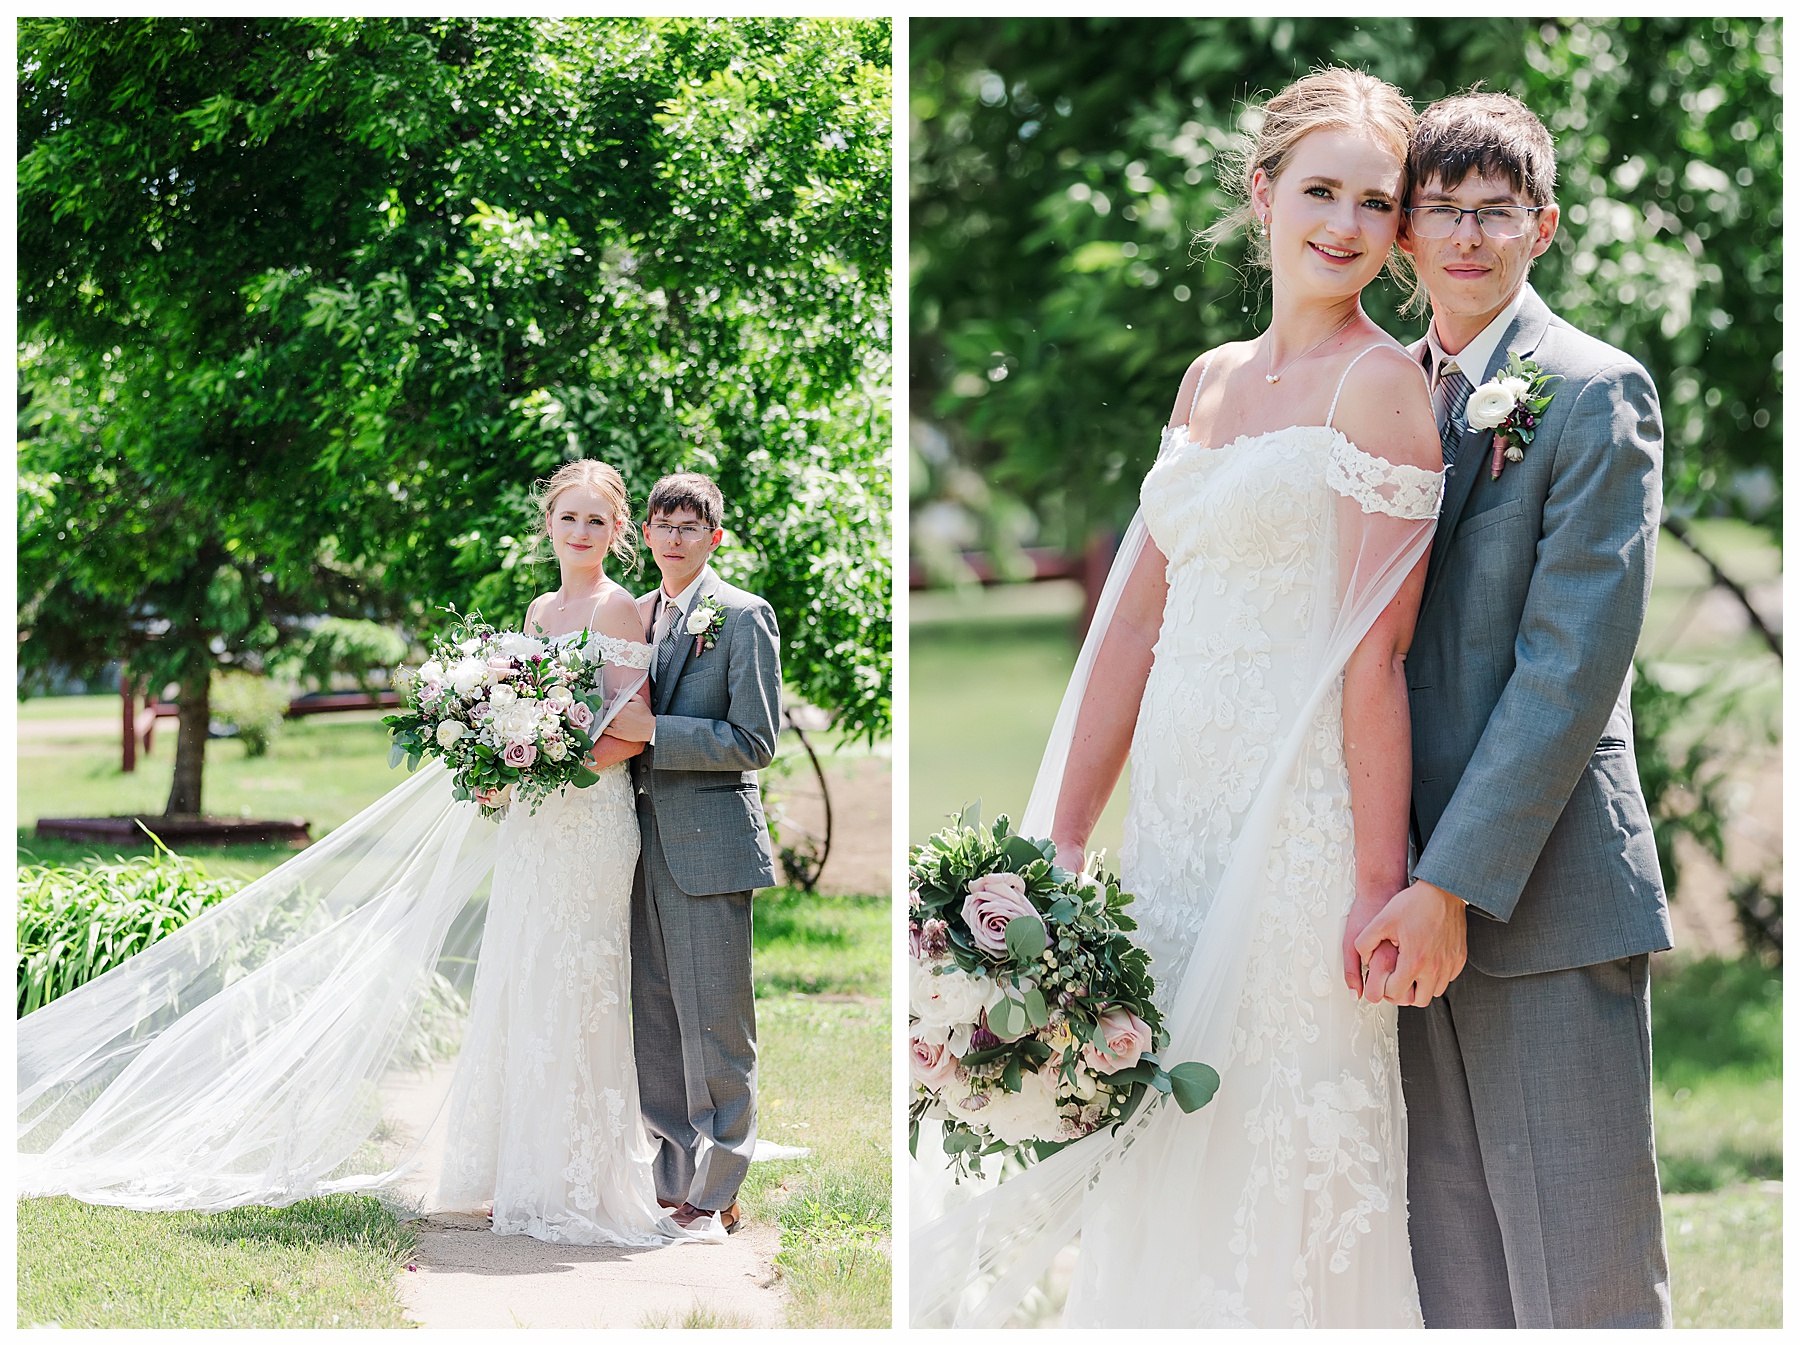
xmin=502 ymin=741 xmax=537 ymax=769
xmin=567 ymin=700 xmax=595 ymax=733
xmin=962 ymin=872 xmax=1042 ymax=957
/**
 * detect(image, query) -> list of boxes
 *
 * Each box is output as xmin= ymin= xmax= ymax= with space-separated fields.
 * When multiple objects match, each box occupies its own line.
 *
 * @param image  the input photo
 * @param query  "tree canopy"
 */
xmin=20 ymin=16 xmax=891 ymax=809
xmin=911 ymin=18 xmax=1780 ymax=573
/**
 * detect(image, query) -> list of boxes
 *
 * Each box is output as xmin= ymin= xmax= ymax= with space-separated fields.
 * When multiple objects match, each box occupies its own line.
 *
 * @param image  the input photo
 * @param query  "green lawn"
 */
xmin=17 ymin=704 xmax=890 ymax=1329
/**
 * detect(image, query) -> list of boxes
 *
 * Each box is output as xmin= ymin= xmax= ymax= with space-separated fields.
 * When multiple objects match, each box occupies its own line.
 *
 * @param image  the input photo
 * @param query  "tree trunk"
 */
xmin=164 ymin=657 xmax=210 ymax=816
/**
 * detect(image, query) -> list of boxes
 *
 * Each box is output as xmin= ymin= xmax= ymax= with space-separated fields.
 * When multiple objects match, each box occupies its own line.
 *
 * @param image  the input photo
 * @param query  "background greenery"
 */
xmin=20 ymin=16 xmax=892 ymax=815
xmin=911 ymin=17 xmax=1779 ymax=572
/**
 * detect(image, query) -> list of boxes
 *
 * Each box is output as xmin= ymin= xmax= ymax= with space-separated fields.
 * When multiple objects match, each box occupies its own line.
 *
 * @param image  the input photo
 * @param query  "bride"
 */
xmin=18 ymin=459 xmax=717 ymax=1247
xmin=913 ymin=69 xmax=1446 ymax=1326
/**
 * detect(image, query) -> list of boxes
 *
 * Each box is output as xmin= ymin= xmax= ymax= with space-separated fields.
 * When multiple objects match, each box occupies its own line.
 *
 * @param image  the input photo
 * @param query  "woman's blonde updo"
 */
xmin=1201 ymin=67 xmax=1417 ymax=290
xmin=532 ymin=459 xmax=637 ymax=567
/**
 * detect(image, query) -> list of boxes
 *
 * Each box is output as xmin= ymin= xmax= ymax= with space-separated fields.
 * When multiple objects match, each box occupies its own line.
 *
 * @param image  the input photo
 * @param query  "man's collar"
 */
xmin=1426 ymin=283 xmax=1535 ymax=384
xmin=661 ymin=565 xmax=713 ymax=614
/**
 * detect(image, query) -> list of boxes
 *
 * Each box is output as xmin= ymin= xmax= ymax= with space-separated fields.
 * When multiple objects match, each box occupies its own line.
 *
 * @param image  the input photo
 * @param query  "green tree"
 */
xmin=911 ymin=18 xmax=1779 ymax=559
xmin=20 ymin=17 xmax=892 ymax=814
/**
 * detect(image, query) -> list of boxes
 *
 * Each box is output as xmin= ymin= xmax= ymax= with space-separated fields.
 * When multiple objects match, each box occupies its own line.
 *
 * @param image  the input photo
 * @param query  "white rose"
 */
xmin=498 ymin=632 xmax=547 ymax=661
xmin=543 ymin=736 xmax=569 ymax=761
xmin=945 ymin=1067 xmax=1061 ymax=1146
xmin=910 ymin=961 xmax=1001 ymax=1033
xmin=686 ymin=605 xmax=716 ymax=635
xmin=1464 ymin=382 xmax=1518 ymax=431
xmin=435 ymin=719 xmax=466 ymax=749
xmin=419 ymin=659 xmax=445 ymax=684
xmin=545 ymin=684 xmax=575 ymax=709
xmin=457 ymin=637 xmax=481 ymax=655
xmin=1498 ymin=375 xmax=1532 ymax=403
xmin=491 ymin=701 xmax=540 ymax=745
xmin=447 ymin=657 xmax=488 ymax=694
xmin=489 ymin=684 xmax=518 ymax=709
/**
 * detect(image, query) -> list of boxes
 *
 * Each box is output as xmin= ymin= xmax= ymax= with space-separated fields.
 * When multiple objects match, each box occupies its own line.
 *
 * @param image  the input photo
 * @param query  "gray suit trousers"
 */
xmin=1399 ymin=955 xmax=1671 ymax=1328
xmin=631 ymin=802 xmax=758 ymax=1212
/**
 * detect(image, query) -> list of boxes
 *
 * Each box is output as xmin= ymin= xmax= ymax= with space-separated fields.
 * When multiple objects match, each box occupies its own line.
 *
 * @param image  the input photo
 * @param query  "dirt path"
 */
xmin=397 ymin=1216 xmax=785 ymax=1329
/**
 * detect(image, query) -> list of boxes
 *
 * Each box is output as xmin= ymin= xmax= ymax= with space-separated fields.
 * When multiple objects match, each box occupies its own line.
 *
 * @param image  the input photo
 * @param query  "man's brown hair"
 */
xmin=646 ymin=471 xmax=724 ymax=530
xmin=1409 ymin=91 xmax=1557 ymax=206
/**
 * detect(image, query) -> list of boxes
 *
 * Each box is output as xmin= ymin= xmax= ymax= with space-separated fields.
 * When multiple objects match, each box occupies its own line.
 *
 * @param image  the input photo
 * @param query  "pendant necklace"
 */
xmin=1265 ymin=311 xmax=1358 ymax=384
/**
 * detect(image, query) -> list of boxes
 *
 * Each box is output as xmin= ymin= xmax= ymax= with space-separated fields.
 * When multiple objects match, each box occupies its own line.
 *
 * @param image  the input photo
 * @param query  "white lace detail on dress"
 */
xmin=439 ymin=765 xmax=674 ymax=1246
xmin=1066 ymin=422 xmax=1420 ymax=1327
xmin=1325 ymin=438 xmax=1444 ymax=520
xmin=578 ymin=633 xmax=655 ymax=669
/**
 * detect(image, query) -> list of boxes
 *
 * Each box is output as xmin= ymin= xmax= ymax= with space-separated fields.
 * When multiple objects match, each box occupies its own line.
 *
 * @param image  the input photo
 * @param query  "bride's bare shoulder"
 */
xmin=1168 ymin=341 xmax=1251 ymax=427
xmin=593 ymin=584 xmax=649 ymax=642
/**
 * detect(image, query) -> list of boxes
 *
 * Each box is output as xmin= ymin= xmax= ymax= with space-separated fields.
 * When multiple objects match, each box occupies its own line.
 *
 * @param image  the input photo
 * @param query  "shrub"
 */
xmin=210 ymin=670 xmax=293 ymax=756
xmin=280 ymin=619 xmax=411 ymax=693
xmin=17 ymin=845 xmax=243 ymax=1015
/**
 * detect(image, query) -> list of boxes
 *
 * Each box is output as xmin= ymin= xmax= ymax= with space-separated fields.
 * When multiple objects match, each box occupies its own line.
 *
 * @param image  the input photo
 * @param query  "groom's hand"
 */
xmin=1353 ymin=879 xmax=1468 ymax=1007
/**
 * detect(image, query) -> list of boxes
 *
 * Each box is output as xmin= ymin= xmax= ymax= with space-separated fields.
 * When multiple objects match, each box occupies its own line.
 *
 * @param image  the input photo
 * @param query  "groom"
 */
xmin=1350 ymin=93 xmax=1673 ymax=1327
xmin=604 ymin=471 xmax=781 ymax=1235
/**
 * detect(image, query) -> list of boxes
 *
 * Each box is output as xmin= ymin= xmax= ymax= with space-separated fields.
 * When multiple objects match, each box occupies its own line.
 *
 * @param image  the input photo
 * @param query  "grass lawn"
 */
xmin=17 ymin=705 xmax=891 ymax=1329
xmin=18 ymin=1194 xmax=416 ymax=1329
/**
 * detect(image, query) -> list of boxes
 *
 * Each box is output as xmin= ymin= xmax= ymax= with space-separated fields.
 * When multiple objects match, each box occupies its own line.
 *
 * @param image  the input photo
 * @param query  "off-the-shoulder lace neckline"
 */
xmin=530 ymin=629 xmax=654 ymax=650
xmin=1162 ymin=422 xmax=1437 ymax=478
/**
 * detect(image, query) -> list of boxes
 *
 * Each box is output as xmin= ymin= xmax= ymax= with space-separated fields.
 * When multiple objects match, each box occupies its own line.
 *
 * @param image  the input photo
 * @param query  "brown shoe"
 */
xmin=672 ymin=1201 xmax=743 ymax=1234
xmin=656 ymin=1198 xmax=680 ymax=1210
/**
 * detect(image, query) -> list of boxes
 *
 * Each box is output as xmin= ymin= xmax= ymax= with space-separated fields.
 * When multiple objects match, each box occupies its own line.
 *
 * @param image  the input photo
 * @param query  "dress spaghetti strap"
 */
xmin=1325 ymin=344 xmax=1396 ymax=429
xmin=1182 ymin=352 xmax=1217 ymax=430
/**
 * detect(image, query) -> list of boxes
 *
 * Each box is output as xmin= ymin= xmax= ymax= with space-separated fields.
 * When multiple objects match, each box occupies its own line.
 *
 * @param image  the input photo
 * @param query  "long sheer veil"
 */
xmin=18 ymin=660 xmax=646 ymax=1215
xmin=910 ymin=416 xmax=1440 ymax=1326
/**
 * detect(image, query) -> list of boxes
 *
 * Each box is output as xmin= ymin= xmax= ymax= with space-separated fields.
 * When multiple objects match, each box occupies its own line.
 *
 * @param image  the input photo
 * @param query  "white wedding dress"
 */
xmin=912 ymin=347 xmax=1442 ymax=1327
xmin=19 ymin=630 xmax=717 ymax=1247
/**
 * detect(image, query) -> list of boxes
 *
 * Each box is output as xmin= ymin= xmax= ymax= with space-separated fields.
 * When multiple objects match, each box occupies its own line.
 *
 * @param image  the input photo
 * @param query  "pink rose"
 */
xmin=910 ymin=1035 xmax=960 ymax=1093
xmin=566 ymin=701 xmax=595 ymax=732
xmin=486 ymin=656 xmax=515 ymax=679
xmin=1081 ymin=1007 xmax=1153 ymax=1075
xmin=502 ymin=741 xmax=537 ymax=768
xmin=961 ymin=872 xmax=1041 ymax=958
xmin=470 ymin=701 xmax=491 ymax=721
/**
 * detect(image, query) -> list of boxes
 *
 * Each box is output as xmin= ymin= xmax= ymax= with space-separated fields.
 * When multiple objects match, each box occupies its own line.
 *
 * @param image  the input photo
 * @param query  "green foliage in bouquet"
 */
xmin=909 ymin=806 xmax=1219 ymax=1179
xmin=381 ymin=606 xmax=607 ymax=813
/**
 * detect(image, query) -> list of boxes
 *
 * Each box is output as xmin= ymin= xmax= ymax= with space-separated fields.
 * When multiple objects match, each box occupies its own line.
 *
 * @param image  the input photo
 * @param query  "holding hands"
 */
xmin=1344 ymin=879 xmax=1468 ymax=1007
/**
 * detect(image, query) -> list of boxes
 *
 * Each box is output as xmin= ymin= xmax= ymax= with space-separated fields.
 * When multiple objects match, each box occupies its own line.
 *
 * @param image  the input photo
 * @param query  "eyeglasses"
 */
xmin=1405 ymin=205 xmax=1546 ymax=240
xmin=646 ymin=522 xmax=713 ymax=543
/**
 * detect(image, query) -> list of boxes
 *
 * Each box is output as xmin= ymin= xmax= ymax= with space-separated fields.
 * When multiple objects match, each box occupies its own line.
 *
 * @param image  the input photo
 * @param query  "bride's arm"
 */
xmin=587 ymin=588 xmax=654 ymax=768
xmin=1331 ymin=347 xmax=1458 ymax=1004
xmin=1050 ymin=538 xmax=1168 ymax=871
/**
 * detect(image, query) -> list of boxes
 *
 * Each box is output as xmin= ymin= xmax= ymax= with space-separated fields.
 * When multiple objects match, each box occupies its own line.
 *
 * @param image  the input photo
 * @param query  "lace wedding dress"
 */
xmin=912 ymin=347 xmax=1443 ymax=1327
xmin=436 ymin=632 xmax=687 ymax=1245
xmin=19 ymin=630 xmax=715 ymax=1246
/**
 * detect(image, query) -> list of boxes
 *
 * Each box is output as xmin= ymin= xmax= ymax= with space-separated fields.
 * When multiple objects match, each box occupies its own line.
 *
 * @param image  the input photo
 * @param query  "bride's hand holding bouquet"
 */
xmin=385 ymin=609 xmax=622 ymax=820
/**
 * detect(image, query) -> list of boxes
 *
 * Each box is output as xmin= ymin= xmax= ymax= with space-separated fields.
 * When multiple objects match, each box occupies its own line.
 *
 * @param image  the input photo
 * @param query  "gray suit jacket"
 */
xmin=1407 ymin=287 xmax=1672 ymax=977
xmin=631 ymin=568 xmax=781 ymax=896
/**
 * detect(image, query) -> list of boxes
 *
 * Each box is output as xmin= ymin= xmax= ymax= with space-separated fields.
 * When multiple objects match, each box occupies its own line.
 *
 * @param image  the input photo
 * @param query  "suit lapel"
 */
xmin=1421 ymin=290 xmax=1553 ymax=608
xmin=652 ymin=568 xmax=720 ymax=714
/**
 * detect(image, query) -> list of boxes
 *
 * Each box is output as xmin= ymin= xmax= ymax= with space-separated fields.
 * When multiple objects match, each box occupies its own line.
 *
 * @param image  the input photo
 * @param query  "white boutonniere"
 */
xmin=1465 ymin=352 xmax=1562 ymax=480
xmin=686 ymin=594 xmax=727 ymax=656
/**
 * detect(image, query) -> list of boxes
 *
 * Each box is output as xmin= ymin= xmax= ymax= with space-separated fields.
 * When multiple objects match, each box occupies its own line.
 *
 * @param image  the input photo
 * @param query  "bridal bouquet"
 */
xmin=909 ymin=808 xmax=1219 ymax=1180
xmin=384 ymin=609 xmax=611 ymax=820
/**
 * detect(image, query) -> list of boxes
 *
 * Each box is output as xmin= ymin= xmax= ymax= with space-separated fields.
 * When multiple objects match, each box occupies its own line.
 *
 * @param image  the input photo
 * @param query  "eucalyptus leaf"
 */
xmin=1004 ymin=913 xmax=1048 ymax=962
xmin=1168 ymin=1061 xmax=1222 ymax=1114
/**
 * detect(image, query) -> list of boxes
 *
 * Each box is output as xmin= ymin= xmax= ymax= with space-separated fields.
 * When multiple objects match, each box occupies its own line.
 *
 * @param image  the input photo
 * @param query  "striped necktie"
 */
xmin=1434 ymin=363 xmax=1472 ymax=472
xmin=653 ymin=597 xmax=685 ymax=682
